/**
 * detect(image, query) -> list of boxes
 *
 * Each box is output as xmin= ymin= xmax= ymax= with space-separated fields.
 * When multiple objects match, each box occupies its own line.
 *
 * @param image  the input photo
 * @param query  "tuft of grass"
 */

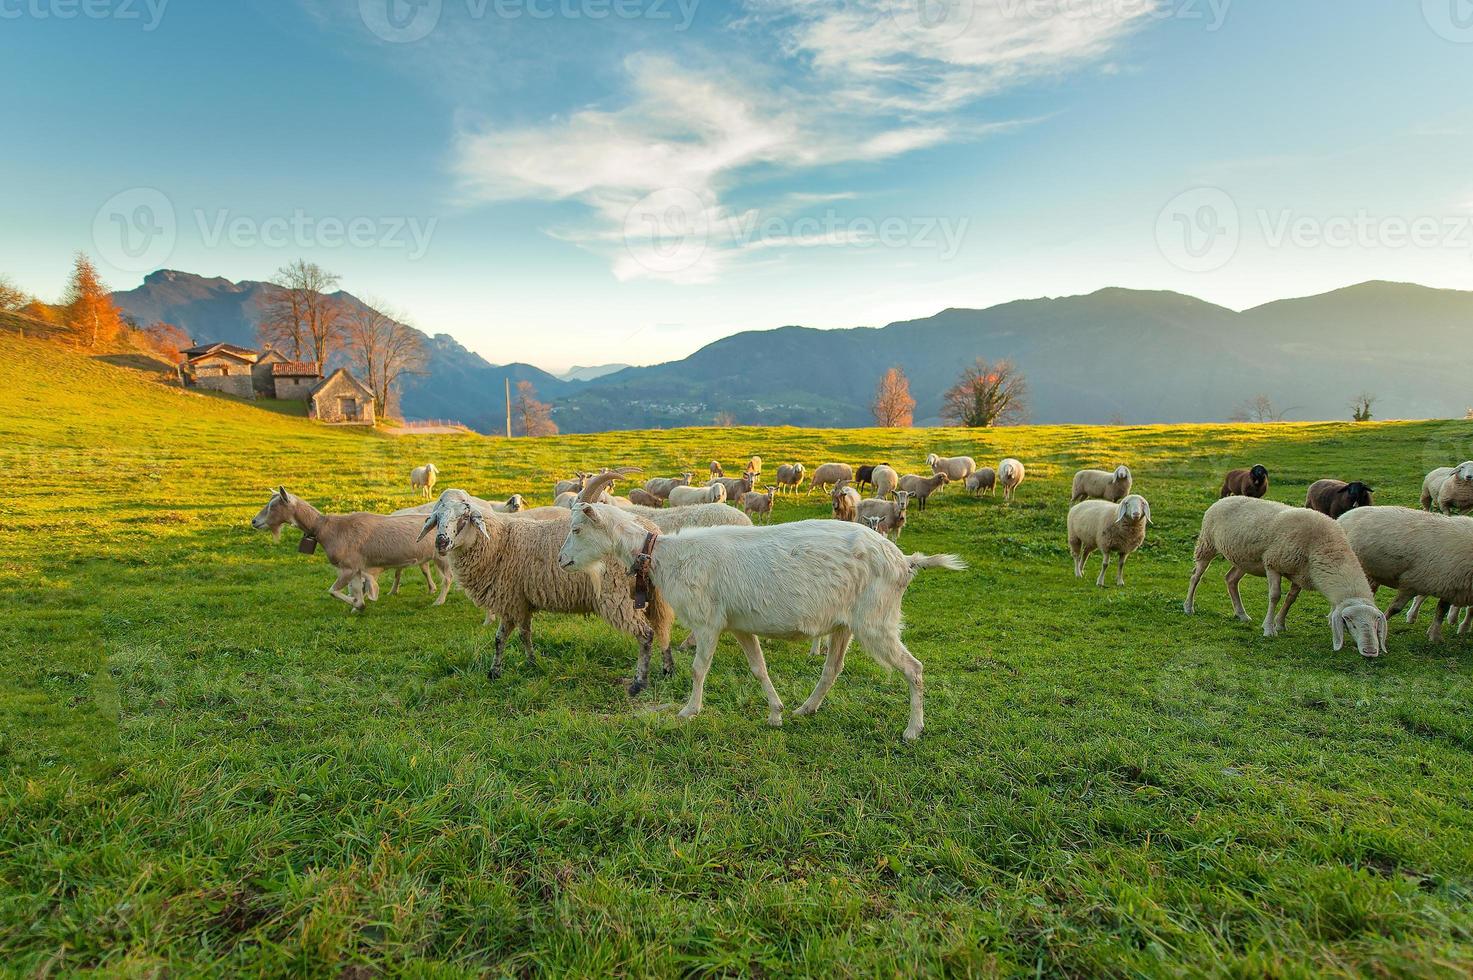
xmin=1 ymin=331 xmax=1470 ymax=975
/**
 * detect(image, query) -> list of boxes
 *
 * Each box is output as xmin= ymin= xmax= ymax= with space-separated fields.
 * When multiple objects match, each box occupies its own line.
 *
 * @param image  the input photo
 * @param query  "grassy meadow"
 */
xmin=2 ymin=330 xmax=1471 ymax=976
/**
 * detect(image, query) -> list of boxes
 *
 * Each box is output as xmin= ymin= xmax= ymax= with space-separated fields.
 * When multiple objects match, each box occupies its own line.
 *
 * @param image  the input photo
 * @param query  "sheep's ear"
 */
xmin=1329 ymin=610 xmax=1345 ymax=651
xmin=1115 ymin=501 xmax=1128 ymax=523
xmin=417 ymin=513 xmax=437 ymax=541
xmin=1376 ymin=609 xmax=1388 ymax=653
xmin=1143 ymin=501 xmax=1153 ymax=525
xmin=470 ymin=510 xmax=490 ymax=541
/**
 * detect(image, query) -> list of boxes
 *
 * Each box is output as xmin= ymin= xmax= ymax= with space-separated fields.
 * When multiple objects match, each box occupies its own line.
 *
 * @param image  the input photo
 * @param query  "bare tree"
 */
xmin=0 ymin=275 xmax=31 ymax=313
xmin=256 ymin=260 xmax=342 ymax=364
xmin=1351 ymin=393 xmax=1376 ymax=423
xmin=1230 ymin=395 xmax=1290 ymax=423
xmin=940 ymin=358 xmax=1028 ymax=427
xmin=871 ymin=366 xmax=915 ymax=427
xmin=344 ymin=300 xmax=427 ymax=420
xmin=512 ymin=380 xmax=558 ymax=437
xmin=713 ymin=410 xmax=737 ymax=427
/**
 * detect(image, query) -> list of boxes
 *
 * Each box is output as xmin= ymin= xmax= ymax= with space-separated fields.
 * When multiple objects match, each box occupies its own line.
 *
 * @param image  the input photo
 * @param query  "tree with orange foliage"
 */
xmin=512 ymin=380 xmax=558 ymax=437
xmin=143 ymin=321 xmax=193 ymax=361
xmin=63 ymin=253 xmax=123 ymax=347
xmin=941 ymin=358 xmax=1028 ymax=427
xmin=871 ymin=366 xmax=915 ymax=427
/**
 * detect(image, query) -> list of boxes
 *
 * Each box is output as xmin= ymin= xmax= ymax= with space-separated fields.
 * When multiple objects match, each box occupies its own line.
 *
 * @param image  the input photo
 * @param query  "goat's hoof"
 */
xmin=793 ymin=703 xmax=817 ymax=717
xmin=661 ymin=664 xmax=674 ymax=678
xmin=487 ymin=667 xmax=502 ymax=681
xmin=903 ymin=725 xmax=923 ymax=742
xmin=627 ymin=679 xmax=646 ymax=696
xmin=767 ymin=711 xmax=783 ymax=727
xmin=677 ymin=705 xmax=700 ymax=719
xmin=1183 ymin=603 xmax=1194 ymax=614
xmin=1236 ymin=613 xmax=1252 ymax=623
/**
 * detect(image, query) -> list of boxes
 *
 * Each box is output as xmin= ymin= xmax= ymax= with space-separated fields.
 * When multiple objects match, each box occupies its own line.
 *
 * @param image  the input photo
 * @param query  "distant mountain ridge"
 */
xmin=113 ymin=272 xmax=1473 ymax=432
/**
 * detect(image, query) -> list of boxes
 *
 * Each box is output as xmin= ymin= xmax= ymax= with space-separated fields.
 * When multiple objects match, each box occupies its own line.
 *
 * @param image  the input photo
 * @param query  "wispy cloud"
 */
xmin=451 ymin=0 xmax=1153 ymax=280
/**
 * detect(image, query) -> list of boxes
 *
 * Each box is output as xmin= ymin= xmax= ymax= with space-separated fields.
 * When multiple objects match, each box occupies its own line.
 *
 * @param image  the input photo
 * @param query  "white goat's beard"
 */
xmin=581 ymin=562 xmax=603 ymax=593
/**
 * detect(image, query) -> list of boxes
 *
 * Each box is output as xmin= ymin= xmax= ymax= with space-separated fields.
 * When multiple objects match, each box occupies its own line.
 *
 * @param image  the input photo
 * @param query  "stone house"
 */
xmin=309 ymin=368 xmax=376 ymax=425
xmin=272 ymin=361 xmax=324 ymax=400
xmin=251 ymin=347 xmax=290 ymax=396
xmin=181 ymin=342 xmax=258 ymax=399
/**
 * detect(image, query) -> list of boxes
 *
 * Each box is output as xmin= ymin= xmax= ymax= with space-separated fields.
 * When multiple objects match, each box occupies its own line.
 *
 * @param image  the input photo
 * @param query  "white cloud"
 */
xmin=451 ymin=0 xmax=1151 ymax=280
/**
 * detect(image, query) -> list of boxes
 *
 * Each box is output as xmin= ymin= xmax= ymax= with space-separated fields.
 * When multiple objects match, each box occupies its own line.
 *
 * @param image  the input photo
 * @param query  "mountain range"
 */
xmin=113 ymin=271 xmax=1473 ymax=432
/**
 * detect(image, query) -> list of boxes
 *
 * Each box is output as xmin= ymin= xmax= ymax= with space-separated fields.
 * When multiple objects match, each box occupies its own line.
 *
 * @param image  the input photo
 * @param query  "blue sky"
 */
xmin=2 ymin=0 xmax=1470 ymax=370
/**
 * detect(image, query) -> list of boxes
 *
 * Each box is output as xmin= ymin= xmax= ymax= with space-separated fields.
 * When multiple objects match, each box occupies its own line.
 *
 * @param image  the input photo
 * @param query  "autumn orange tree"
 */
xmin=871 ymin=366 xmax=915 ymax=427
xmin=940 ymin=358 xmax=1028 ymax=427
xmin=63 ymin=253 xmax=123 ymax=347
xmin=512 ymin=380 xmax=558 ymax=437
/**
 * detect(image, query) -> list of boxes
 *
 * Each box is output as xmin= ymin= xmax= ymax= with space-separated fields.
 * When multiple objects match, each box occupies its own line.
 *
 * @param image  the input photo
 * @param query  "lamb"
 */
xmin=252 ymin=488 xmax=450 ymax=611
xmin=410 ymin=463 xmax=439 ymax=499
xmin=553 ymin=472 xmax=588 ymax=498
xmin=417 ymin=489 xmax=674 ymax=692
xmin=558 ymin=505 xmax=966 ymax=740
xmin=709 ymin=460 xmax=724 ymax=478
xmin=737 ymin=485 xmax=777 ymax=522
xmin=927 ymin=454 xmax=977 ymax=482
xmin=1184 ymin=496 xmax=1387 ymax=656
xmin=708 ymin=471 xmax=754 ymax=503
xmin=870 ymin=464 xmax=899 ymax=499
xmin=1220 ymin=465 xmax=1269 ymax=498
xmin=832 ymin=483 xmax=861 ymax=523
xmin=774 ymin=463 xmax=806 ymax=494
xmin=1305 ymin=479 xmax=1374 ymax=519
xmin=809 ymin=462 xmax=854 ymax=494
xmin=855 ymin=464 xmax=889 ymax=491
xmin=668 ymin=482 xmax=727 ymax=506
xmin=964 ymin=468 xmax=997 ymax=496
xmin=1339 ymin=506 xmax=1473 ymax=642
xmin=626 ymin=488 xmax=665 ymax=508
xmin=643 ymin=472 xmax=693 ymax=500
xmin=1067 ymin=494 xmax=1151 ymax=587
xmin=1421 ymin=462 xmax=1473 ymax=514
xmin=855 ymin=491 xmax=910 ymax=539
xmin=999 ymin=458 xmax=1025 ymax=504
xmin=897 ymin=472 xmax=948 ymax=511
xmin=1071 ymin=465 xmax=1133 ymax=504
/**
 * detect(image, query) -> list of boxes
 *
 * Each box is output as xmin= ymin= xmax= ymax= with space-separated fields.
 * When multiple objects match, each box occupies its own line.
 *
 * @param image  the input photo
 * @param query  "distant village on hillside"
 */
xmin=178 ymin=341 xmax=377 ymax=425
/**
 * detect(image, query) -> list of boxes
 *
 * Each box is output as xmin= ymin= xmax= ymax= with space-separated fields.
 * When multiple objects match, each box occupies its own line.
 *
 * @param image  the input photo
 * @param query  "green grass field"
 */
xmin=2 ymin=331 xmax=1471 ymax=976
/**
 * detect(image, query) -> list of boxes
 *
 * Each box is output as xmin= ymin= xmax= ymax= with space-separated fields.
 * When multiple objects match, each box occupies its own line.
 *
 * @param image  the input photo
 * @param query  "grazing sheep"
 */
xmin=558 ymin=505 xmax=966 ymax=740
xmin=410 ymin=463 xmax=439 ymax=499
xmin=1067 ymin=494 xmax=1151 ymax=587
xmin=709 ymin=460 xmax=724 ymax=478
xmin=626 ymin=488 xmax=665 ymax=508
xmin=897 ymin=472 xmax=948 ymax=511
xmin=668 ymin=482 xmax=727 ymax=507
xmin=999 ymin=459 xmax=1026 ymax=504
xmin=418 ymin=489 xmax=673 ymax=692
xmin=643 ymin=472 xmax=694 ymax=500
xmin=253 ymin=488 xmax=450 ymax=611
xmin=738 ymin=485 xmax=777 ymax=522
xmin=1071 ymin=465 xmax=1133 ymax=504
xmin=1422 ymin=462 xmax=1473 ymax=514
xmin=810 ymin=462 xmax=854 ymax=494
xmin=855 ymin=464 xmax=889 ymax=491
xmin=832 ymin=483 xmax=861 ymax=523
xmin=1220 ymin=465 xmax=1270 ymax=498
xmin=745 ymin=455 xmax=762 ymax=477
xmin=1184 ymin=496 xmax=1387 ymax=656
xmin=393 ymin=493 xmax=524 ymax=518
xmin=709 ymin=472 xmax=754 ymax=503
xmin=927 ymin=454 xmax=977 ymax=482
xmin=1339 ymin=506 xmax=1473 ymax=642
xmin=870 ymin=464 xmax=899 ymax=500
xmin=775 ymin=463 xmax=806 ymax=494
xmin=855 ymin=491 xmax=910 ymax=539
xmin=1305 ymin=479 xmax=1374 ymax=519
xmin=553 ymin=472 xmax=589 ymax=498
xmin=965 ymin=468 xmax=997 ymax=496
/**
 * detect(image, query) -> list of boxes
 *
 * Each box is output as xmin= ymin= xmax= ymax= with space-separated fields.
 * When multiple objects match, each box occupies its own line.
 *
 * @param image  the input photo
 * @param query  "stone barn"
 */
xmin=252 ymin=347 xmax=290 ymax=396
xmin=181 ymin=343 xmax=258 ymax=399
xmin=309 ymin=368 xmax=375 ymax=425
xmin=272 ymin=361 xmax=323 ymax=400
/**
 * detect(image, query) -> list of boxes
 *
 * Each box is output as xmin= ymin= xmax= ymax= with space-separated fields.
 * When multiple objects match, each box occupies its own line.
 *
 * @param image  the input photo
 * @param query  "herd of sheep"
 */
xmin=248 ymin=448 xmax=1473 ymax=740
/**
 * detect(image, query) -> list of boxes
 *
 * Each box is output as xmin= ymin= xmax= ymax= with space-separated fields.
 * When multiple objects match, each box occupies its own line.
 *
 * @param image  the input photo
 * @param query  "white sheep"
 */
xmin=964 ymin=468 xmax=996 ymax=496
xmin=1184 ymin=496 xmax=1387 ymax=656
xmin=709 ymin=460 xmax=724 ymax=477
xmin=1067 ymin=494 xmax=1151 ymax=586
xmin=418 ymin=489 xmax=674 ymax=693
xmin=253 ymin=488 xmax=450 ymax=611
xmin=1339 ymin=506 xmax=1473 ymax=642
xmin=774 ymin=463 xmax=806 ymax=494
xmin=809 ymin=462 xmax=854 ymax=494
xmin=558 ymin=505 xmax=965 ymax=740
xmin=410 ymin=463 xmax=439 ymax=499
xmin=1071 ymin=465 xmax=1132 ymax=504
xmin=999 ymin=459 xmax=1026 ymax=504
xmin=871 ymin=464 xmax=899 ymax=500
xmin=643 ymin=472 xmax=694 ymax=500
xmin=927 ymin=454 xmax=976 ymax=482
xmin=668 ymin=482 xmax=727 ymax=507
xmin=1422 ymin=462 xmax=1473 ymax=514
xmin=745 ymin=455 xmax=762 ymax=477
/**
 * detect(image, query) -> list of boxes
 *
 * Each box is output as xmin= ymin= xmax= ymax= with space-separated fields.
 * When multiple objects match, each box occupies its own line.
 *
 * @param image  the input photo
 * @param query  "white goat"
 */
xmin=559 ymin=506 xmax=965 ymax=740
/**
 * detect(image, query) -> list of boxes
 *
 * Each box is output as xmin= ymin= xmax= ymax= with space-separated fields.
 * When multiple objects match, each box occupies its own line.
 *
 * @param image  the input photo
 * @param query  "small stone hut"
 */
xmin=309 ymin=368 xmax=375 ymax=425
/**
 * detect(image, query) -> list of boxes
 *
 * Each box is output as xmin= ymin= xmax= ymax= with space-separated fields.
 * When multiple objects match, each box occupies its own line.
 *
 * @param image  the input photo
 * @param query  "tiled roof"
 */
xmin=183 ymin=342 xmax=258 ymax=362
xmin=272 ymin=361 xmax=322 ymax=377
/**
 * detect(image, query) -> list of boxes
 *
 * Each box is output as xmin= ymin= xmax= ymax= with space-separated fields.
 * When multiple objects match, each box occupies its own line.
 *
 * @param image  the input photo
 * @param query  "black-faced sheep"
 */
xmin=1220 ymin=465 xmax=1269 ymax=498
xmin=1305 ymin=479 xmax=1374 ymax=519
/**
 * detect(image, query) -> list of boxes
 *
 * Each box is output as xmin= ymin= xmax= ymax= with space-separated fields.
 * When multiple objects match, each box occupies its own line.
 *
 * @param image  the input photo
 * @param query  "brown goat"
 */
xmin=1220 ymin=465 xmax=1270 ymax=498
xmin=1305 ymin=479 xmax=1374 ymax=518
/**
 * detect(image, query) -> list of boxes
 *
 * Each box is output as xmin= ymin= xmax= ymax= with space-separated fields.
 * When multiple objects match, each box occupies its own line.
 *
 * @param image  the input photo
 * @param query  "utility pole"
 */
xmin=505 ymin=376 xmax=511 ymax=438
